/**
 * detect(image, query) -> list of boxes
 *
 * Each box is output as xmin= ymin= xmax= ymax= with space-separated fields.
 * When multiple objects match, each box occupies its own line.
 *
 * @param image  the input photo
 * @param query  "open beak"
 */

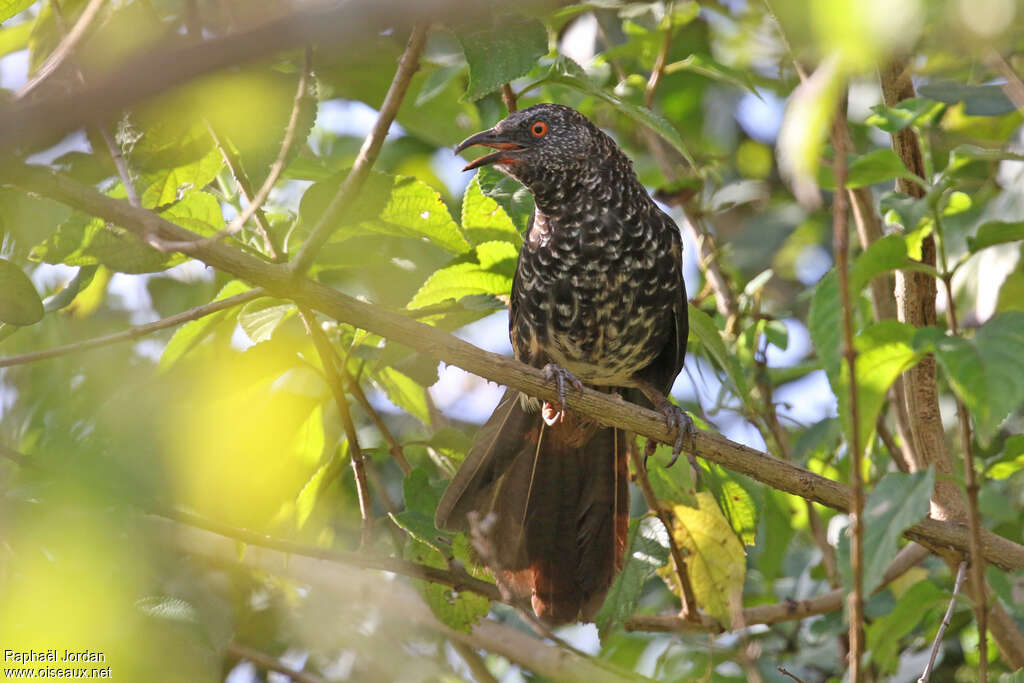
xmin=454 ymin=128 xmax=527 ymax=171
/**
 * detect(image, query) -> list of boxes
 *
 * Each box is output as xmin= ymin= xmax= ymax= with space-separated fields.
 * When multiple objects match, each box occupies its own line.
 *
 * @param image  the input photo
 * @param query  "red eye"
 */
xmin=531 ymin=121 xmax=547 ymax=137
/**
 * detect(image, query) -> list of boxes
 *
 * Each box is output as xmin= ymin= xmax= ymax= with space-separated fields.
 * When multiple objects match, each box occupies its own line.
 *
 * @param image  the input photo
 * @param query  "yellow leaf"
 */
xmin=669 ymin=492 xmax=747 ymax=627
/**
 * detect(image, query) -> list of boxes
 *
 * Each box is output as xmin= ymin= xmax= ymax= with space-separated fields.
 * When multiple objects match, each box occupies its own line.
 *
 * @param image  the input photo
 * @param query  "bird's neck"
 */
xmin=522 ymin=161 xmax=650 ymax=226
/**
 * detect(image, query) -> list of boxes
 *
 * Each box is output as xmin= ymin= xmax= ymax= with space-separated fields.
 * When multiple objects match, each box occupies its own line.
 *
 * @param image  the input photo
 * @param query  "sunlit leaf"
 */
xmin=818 ymin=149 xmax=924 ymax=191
xmin=238 ymin=298 xmax=295 ymax=344
xmin=160 ymin=280 xmax=252 ymax=371
xmin=864 ymin=98 xmax=944 ymax=132
xmin=967 ymin=221 xmax=1024 ymax=253
xmin=0 ymin=0 xmax=32 ymax=23
xmin=460 ymin=174 xmax=521 ymax=246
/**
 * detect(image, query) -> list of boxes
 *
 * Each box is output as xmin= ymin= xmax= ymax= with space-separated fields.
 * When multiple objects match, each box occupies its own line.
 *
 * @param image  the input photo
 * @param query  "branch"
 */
xmin=501 ymin=83 xmax=518 ymax=113
xmin=224 ymin=642 xmax=326 ymax=683
xmin=15 ymin=0 xmax=107 ymax=100
xmin=290 ymin=22 xmax=429 ymax=273
xmin=918 ymin=561 xmax=967 ymax=683
xmin=829 ymin=91 xmax=865 ymax=679
xmin=0 ymin=0 xmax=501 ymax=154
xmin=0 ymin=289 xmax=263 ymax=368
xmin=5 ymin=161 xmax=1024 ymax=573
xmin=626 ymin=542 xmax=929 ymax=634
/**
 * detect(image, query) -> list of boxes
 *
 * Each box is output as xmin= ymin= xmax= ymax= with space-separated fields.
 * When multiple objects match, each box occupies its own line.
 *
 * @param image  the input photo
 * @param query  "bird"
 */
xmin=435 ymin=103 xmax=690 ymax=625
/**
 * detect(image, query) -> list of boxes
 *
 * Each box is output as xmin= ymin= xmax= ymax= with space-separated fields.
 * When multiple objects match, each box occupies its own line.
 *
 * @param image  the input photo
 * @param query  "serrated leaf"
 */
xmin=967 ymin=221 xmax=1024 ymax=253
xmin=700 ymin=463 xmax=760 ymax=546
xmin=160 ymin=280 xmax=252 ymax=370
xmin=369 ymin=176 xmax=470 ymax=255
xmin=596 ymin=517 xmax=670 ymax=637
xmin=461 ymin=175 xmax=521 ymax=246
xmin=666 ymin=492 xmax=746 ymax=627
xmin=238 ymin=298 xmax=295 ymax=344
xmin=475 ymin=165 xmax=534 ymax=232
xmin=458 ymin=15 xmax=547 ymax=100
xmin=405 ymin=537 xmax=489 ymax=632
xmin=0 ymin=258 xmax=44 ymax=326
xmin=415 ymin=64 xmax=465 ymax=107
xmin=160 ymin=191 xmax=224 ymax=236
xmin=296 ymin=458 xmax=332 ymax=529
xmin=837 ymin=470 xmax=933 ymax=595
xmin=135 ymin=596 xmax=200 ymax=623
xmin=408 ymin=240 xmax=517 ymax=310
xmin=136 ymin=144 xmax=224 ymax=209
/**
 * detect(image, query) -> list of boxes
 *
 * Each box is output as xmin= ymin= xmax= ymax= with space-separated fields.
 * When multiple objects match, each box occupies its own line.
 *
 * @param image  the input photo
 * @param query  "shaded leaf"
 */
xmin=372 ymin=366 xmax=432 ymax=427
xmin=596 ymin=517 xmax=669 ymax=637
xmin=917 ymin=81 xmax=1016 ymax=116
xmin=457 ymin=15 xmax=547 ymax=100
xmin=0 ymin=258 xmax=44 ymax=326
xmin=819 ymin=149 xmax=923 ymax=191
xmin=687 ymin=304 xmax=749 ymax=398
xmin=967 ymin=221 xmax=1024 ymax=253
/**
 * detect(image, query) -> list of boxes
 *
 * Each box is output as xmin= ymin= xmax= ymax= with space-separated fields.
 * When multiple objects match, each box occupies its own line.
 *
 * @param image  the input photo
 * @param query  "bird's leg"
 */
xmin=541 ymin=363 xmax=584 ymax=423
xmin=632 ymin=378 xmax=695 ymax=469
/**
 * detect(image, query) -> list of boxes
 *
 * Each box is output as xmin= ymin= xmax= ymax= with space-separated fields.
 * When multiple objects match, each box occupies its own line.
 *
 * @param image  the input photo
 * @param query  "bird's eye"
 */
xmin=531 ymin=121 xmax=548 ymax=137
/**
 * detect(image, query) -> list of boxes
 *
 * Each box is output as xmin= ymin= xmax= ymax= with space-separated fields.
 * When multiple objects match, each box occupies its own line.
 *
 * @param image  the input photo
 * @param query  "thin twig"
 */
xmin=6 ymin=161 xmax=1024 ymax=572
xmin=628 ymin=442 xmax=698 ymax=619
xmin=830 ymin=94 xmax=865 ymax=681
xmin=501 ymin=83 xmax=518 ymax=113
xmin=225 ymin=642 xmax=325 ymax=683
xmin=16 ymin=0 xmax=107 ymax=100
xmin=933 ymin=206 xmax=988 ymax=681
xmin=777 ymin=667 xmax=806 ymax=683
xmin=291 ymin=22 xmax=428 ymax=273
xmin=341 ymin=360 xmax=412 ymax=475
xmin=643 ymin=0 xmax=675 ymax=108
xmin=919 ymin=561 xmax=968 ymax=683
xmin=0 ymin=289 xmax=262 ymax=368
xmin=298 ymin=307 xmax=373 ymax=549
xmin=451 ymin=642 xmax=499 ymax=683
xmin=159 ymin=48 xmax=312 ymax=258
xmin=986 ymin=50 xmax=1024 ymax=112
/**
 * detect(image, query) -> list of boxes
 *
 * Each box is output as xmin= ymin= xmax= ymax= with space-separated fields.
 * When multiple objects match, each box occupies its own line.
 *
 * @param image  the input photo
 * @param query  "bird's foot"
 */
xmin=541 ymin=363 xmax=584 ymax=423
xmin=647 ymin=399 xmax=695 ymax=469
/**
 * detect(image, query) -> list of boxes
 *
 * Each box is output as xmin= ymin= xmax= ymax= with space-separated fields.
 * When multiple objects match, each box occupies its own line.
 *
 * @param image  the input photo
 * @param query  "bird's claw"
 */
xmin=657 ymin=403 xmax=694 ymax=468
xmin=542 ymin=363 xmax=583 ymax=422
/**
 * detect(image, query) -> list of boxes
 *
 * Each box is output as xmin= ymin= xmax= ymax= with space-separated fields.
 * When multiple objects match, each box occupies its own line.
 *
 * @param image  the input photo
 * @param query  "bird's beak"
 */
xmin=454 ymin=128 xmax=527 ymax=171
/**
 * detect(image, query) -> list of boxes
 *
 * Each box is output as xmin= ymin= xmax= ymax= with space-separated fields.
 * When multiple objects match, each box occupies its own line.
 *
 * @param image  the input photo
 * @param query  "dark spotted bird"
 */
xmin=435 ymin=103 xmax=690 ymax=625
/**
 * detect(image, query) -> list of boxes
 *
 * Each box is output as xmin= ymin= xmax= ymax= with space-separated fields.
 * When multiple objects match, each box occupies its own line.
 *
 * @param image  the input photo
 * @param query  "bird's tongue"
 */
xmin=462 ymin=149 xmax=518 ymax=171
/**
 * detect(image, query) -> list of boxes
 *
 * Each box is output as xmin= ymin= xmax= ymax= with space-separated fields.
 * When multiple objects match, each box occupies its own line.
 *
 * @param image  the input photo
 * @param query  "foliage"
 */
xmin=1 ymin=0 xmax=1024 ymax=681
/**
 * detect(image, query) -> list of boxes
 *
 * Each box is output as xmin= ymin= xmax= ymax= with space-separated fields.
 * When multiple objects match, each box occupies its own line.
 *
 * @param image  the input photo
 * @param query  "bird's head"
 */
xmin=455 ymin=103 xmax=608 ymax=183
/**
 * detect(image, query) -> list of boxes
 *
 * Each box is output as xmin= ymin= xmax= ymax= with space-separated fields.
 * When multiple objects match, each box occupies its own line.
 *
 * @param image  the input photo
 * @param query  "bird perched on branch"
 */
xmin=436 ymin=103 xmax=691 ymax=625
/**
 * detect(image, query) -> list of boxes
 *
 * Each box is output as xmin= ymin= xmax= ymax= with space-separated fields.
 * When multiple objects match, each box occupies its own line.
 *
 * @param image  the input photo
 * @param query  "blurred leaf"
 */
xmin=0 ymin=258 xmax=44 ymax=326
xmin=408 ymin=240 xmax=516 ymax=310
xmin=296 ymin=458 xmax=333 ymax=529
xmin=663 ymin=53 xmax=760 ymax=96
xmin=866 ymin=580 xmax=944 ymax=672
xmin=790 ymin=417 xmax=841 ymax=466
xmin=666 ymin=492 xmax=746 ymax=627
xmin=777 ymin=54 xmax=843 ymax=197
xmin=917 ymin=81 xmax=1016 ymax=116
xmin=838 ymin=470 xmax=933 ymax=595
xmin=457 ymin=15 xmax=548 ymax=100
xmin=416 ymin=64 xmax=465 ymax=107
xmin=596 ymin=517 xmax=669 ymax=637
xmin=460 ymin=174 xmax=521 ymax=246
xmin=0 ymin=17 xmax=30 ymax=57
xmin=986 ymin=432 xmax=1024 ymax=480
xmin=818 ymin=149 xmax=923 ymax=191
xmin=864 ymin=98 xmax=944 ymax=132
xmin=160 ymin=280 xmax=252 ymax=371
xmin=997 ymin=271 xmax=1024 ymax=313
xmin=0 ymin=0 xmax=32 ymax=23
xmin=879 ymin=192 xmax=930 ymax=233
xmin=238 ymin=298 xmax=295 ymax=344
xmin=808 ymin=269 xmax=841 ymax=382
xmin=136 ymin=144 xmax=224 ymax=209
xmin=967 ymin=221 xmax=1024 ymax=252
xmin=647 ymin=462 xmax=696 ymax=507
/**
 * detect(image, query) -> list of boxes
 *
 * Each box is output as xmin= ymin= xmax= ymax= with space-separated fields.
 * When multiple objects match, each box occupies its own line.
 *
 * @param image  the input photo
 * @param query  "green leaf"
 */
xmin=538 ymin=55 xmax=695 ymax=167
xmin=838 ymin=470 xmax=933 ymax=595
xmin=819 ymin=149 xmax=924 ymax=191
xmin=407 ymin=240 xmax=517 ymax=310
xmin=0 ymin=17 xmax=31 ymax=58
xmin=790 ymin=417 xmax=841 ymax=466
xmin=967 ymin=221 xmax=1024 ymax=253
xmin=0 ymin=0 xmax=33 ymax=24
xmin=866 ymin=580 xmax=945 ymax=672
xmin=879 ymin=192 xmax=930 ymax=233
xmin=415 ymin=64 xmax=465 ymax=107
xmin=160 ymin=280 xmax=252 ymax=371
xmin=372 ymin=366 xmax=432 ymax=427
xmin=595 ymin=517 xmax=669 ymax=637
xmin=369 ymin=176 xmax=470 ymax=255
xmin=662 ymin=53 xmax=760 ymax=96
xmin=457 ymin=15 xmax=547 ymax=100
xmin=841 ymin=321 xmax=922 ymax=449
xmin=808 ymin=269 xmax=841 ymax=383
xmin=136 ymin=143 xmax=224 ymax=209
xmin=687 ymin=304 xmax=749 ymax=399
xmin=238 ymin=298 xmax=295 ymax=344
xmin=997 ymin=270 xmax=1024 ymax=313
xmin=701 ymin=464 xmax=760 ymax=546
xmin=405 ymin=537 xmax=489 ymax=632
xmin=460 ymin=175 xmax=521 ymax=246
xmin=160 ymin=191 xmax=224 ymax=236
xmin=475 ymin=165 xmax=534 ymax=232
xmin=647 ymin=463 xmax=696 ymax=508
xmin=850 ymin=234 xmax=909 ymax=291
xmin=916 ymin=313 xmax=1024 ymax=442
xmin=987 ymin=434 xmax=1024 ymax=480
xmin=666 ymin=492 xmax=747 ymax=627
xmin=0 ymin=258 xmax=44 ymax=326
xmin=864 ymin=98 xmax=945 ymax=132
xmin=917 ymin=81 xmax=1016 ymax=116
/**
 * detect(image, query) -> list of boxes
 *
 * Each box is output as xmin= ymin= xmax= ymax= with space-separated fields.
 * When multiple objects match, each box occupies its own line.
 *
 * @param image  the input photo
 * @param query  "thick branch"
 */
xmin=5 ymin=161 xmax=1024 ymax=572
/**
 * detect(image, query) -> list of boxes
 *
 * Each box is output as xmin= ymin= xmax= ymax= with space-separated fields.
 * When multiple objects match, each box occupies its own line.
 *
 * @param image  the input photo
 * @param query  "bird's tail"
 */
xmin=435 ymin=388 xmax=629 ymax=625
